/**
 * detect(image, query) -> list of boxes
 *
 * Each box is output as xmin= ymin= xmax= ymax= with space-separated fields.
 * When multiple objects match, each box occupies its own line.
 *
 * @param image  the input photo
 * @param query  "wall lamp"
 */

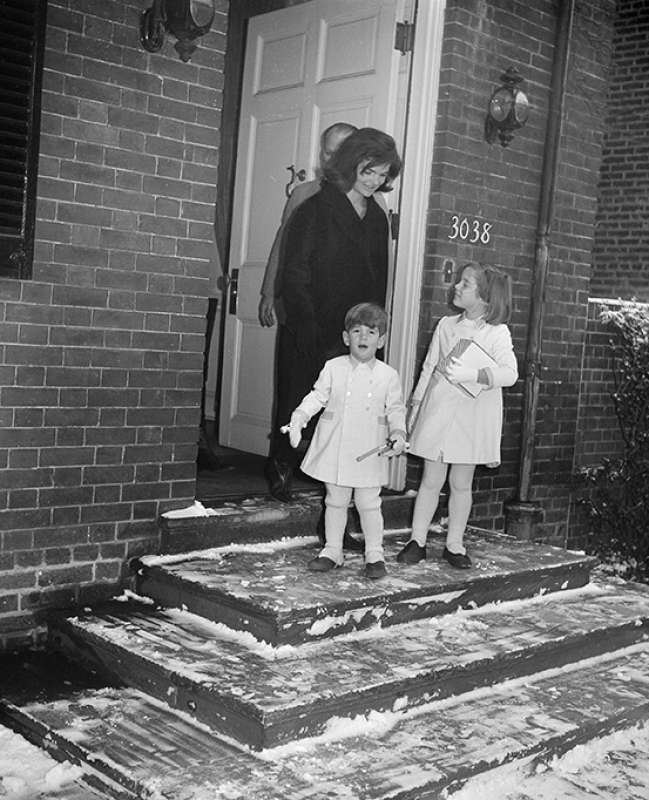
xmin=140 ymin=0 xmax=215 ymax=62
xmin=485 ymin=67 xmax=530 ymax=147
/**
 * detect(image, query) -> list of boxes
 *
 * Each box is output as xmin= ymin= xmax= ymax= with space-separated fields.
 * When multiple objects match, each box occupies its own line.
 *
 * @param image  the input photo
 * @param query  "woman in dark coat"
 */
xmin=266 ymin=127 xmax=402 ymax=502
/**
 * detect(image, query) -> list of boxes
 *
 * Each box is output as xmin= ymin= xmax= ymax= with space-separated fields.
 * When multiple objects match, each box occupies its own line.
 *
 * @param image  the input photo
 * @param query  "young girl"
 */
xmin=397 ymin=262 xmax=518 ymax=569
xmin=285 ymin=303 xmax=406 ymax=579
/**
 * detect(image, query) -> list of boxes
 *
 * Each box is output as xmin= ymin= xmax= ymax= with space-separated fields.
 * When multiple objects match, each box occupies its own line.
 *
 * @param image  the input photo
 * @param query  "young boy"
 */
xmin=285 ymin=303 xmax=406 ymax=579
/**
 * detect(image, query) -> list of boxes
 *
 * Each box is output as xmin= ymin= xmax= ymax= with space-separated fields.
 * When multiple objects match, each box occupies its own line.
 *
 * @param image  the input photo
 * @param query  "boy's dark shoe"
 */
xmin=442 ymin=547 xmax=472 ymax=569
xmin=307 ymin=556 xmax=338 ymax=572
xmin=396 ymin=540 xmax=426 ymax=564
xmin=265 ymin=458 xmax=293 ymax=503
xmin=364 ymin=560 xmax=387 ymax=580
xmin=315 ymin=509 xmax=364 ymax=551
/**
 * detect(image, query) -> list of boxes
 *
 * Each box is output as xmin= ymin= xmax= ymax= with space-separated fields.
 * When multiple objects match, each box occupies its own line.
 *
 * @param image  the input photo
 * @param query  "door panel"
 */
xmin=220 ymin=0 xmax=404 ymax=455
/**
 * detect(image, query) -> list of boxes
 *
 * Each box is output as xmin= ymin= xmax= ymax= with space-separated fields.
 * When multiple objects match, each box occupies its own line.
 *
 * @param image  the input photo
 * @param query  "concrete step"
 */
xmin=3 ymin=642 xmax=649 ymax=799
xmin=47 ymin=577 xmax=649 ymax=749
xmin=133 ymin=529 xmax=597 ymax=646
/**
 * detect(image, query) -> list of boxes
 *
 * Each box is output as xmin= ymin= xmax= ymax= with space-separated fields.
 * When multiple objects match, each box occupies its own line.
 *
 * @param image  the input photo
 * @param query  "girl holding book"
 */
xmin=397 ymin=262 xmax=518 ymax=569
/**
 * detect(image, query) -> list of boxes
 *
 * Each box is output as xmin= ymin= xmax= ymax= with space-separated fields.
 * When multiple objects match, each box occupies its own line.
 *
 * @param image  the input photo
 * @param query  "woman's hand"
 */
xmin=258 ymin=296 xmax=276 ymax=327
xmin=446 ymin=358 xmax=478 ymax=385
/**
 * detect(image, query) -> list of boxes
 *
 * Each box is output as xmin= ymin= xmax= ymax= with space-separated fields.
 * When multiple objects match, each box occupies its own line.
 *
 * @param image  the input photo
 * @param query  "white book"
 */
xmin=444 ymin=338 xmax=497 ymax=397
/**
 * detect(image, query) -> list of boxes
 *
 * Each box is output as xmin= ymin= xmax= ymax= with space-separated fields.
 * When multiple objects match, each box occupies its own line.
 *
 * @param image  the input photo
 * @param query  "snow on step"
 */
xmin=135 ymin=529 xmax=596 ymax=645
xmin=445 ymin=722 xmax=649 ymax=799
xmin=5 ymin=644 xmax=649 ymax=800
xmin=50 ymin=579 xmax=649 ymax=749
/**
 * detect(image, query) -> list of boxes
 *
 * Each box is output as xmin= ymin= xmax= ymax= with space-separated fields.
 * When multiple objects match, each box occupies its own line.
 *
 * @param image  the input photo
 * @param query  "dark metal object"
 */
xmin=140 ymin=0 xmax=215 ymax=62
xmin=228 ymin=268 xmax=239 ymax=315
xmin=284 ymin=165 xmax=306 ymax=198
xmin=484 ymin=67 xmax=530 ymax=148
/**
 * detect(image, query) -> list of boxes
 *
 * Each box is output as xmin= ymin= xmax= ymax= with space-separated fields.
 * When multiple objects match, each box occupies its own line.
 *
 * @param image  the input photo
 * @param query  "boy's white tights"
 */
xmin=320 ymin=484 xmax=384 ymax=564
xmin=410 ymin=460 xmax=475 ymax=555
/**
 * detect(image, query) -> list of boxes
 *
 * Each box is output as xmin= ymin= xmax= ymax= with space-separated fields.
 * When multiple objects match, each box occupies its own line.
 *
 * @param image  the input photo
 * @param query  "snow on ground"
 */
xmin=444 ymin=722 xmax=649 ymax=799
xmin=0 ymin=725 xmax=87 ymax=799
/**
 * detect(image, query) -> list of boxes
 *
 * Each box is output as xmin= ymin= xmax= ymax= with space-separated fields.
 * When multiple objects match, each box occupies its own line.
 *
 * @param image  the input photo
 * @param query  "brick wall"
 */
xmin=0 ymin=0 xmax=227 ymax=648
xmin=591 ymin=0 xmax=649 ymax=301
xmin=406 ymin=0 xmax=616 ymax=546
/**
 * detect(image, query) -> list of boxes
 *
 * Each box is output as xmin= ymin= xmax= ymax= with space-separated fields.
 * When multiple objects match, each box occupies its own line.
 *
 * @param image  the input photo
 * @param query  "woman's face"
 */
xmin=352 ymin=160 xmax=390 ymax=197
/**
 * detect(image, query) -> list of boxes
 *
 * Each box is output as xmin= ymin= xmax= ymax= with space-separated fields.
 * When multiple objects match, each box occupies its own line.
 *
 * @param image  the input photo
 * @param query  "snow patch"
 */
xmin=0 ymin=726 xmax=85 ymax=799
xmin=162 ymin=500 xmax=218 ymax=518
xmin=140 ymin=536 xmax=319 ymax=567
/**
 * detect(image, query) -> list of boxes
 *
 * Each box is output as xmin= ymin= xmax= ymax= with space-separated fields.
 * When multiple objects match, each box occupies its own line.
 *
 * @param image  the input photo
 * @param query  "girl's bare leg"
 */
xmin=445 ymin=463 xmax=476 ymax=554
xmin=409 ymin=458 xmax=449 ymax=547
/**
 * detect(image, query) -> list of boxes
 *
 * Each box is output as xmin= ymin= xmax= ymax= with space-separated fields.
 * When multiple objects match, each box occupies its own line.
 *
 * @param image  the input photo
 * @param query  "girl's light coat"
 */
xmin=409 ymin=314 xmax=518 ymax=466
xmin=296 ymin=355 xmax=406 ymax=487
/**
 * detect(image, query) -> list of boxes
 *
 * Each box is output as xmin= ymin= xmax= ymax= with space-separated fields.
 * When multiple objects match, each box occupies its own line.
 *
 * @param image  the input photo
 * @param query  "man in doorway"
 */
xmin=258 ymin=122 xmax=357 ymax=329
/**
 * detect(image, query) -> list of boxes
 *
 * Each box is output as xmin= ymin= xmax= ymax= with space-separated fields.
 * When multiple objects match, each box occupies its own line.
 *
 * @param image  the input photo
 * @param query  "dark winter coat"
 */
xmin=279 ymin=180 xmax=389 ymax=366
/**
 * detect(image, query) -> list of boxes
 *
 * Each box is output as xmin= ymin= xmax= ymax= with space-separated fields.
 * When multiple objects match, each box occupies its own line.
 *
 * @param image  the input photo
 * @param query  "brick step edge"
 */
xmin=2 ymin=645 xmax=649 ymax=799
xmin=157 ymin=492 xmax=418 ymax=554
xmin=48 ymin=594 xmax=649 ymax=750
xmin=0 ymin=701 xmax=138 ymax=800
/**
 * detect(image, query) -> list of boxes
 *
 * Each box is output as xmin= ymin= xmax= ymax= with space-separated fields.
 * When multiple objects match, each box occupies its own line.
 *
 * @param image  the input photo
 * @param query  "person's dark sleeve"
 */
xmin=280 ymin=202 xmax=323 ymax=364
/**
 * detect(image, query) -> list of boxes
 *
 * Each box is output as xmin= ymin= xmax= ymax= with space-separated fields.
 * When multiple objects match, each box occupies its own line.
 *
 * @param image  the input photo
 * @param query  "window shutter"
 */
xmin=0 ymin=0 xmax=46 ymax=279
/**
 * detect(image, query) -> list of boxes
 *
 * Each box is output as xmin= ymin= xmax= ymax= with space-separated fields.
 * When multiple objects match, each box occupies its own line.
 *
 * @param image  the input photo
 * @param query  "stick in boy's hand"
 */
xmin=356 ymin=437 xmax=409 ymax=462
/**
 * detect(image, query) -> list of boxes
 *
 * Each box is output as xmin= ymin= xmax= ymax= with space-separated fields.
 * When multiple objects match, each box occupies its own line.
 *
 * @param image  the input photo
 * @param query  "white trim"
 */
xmin=387 ymin=0 xmax=446 ymax=490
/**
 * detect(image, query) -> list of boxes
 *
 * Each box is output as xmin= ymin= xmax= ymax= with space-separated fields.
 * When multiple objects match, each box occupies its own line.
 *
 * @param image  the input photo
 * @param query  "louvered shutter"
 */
xmin=0 ymin=0 xmax=46 ymax=279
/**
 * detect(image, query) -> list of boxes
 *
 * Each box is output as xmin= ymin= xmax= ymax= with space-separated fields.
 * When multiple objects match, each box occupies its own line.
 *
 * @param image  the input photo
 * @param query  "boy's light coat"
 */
xmin=296 ymin=355 xmax=406 ymax=487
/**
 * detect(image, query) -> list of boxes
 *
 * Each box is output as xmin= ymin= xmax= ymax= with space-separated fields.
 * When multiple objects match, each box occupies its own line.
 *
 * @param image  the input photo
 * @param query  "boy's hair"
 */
xmin=344 ymin=302 xmax=388 ymax=335
xmin=323 ymin=127 xmax=401 ymax=193
xmin=448 ymin=262 xmax=512 ymax=324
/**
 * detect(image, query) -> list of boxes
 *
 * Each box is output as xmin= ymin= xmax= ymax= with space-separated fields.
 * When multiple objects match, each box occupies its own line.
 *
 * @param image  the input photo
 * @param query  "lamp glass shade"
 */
xmin=489 ymin=88 xmax=513 ymax=123
xmin=514 ymin=91 xmax=529 ymax=124
xmin=165 ymin=0 xmax=214 ymax=39
xmin=190 ymin=0 xmax=215 ymax=28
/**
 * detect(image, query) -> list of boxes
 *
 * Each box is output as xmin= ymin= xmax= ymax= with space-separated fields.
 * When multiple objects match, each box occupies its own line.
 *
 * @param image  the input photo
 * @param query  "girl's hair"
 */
xmin=344 ymin=302 xmax=388 ymax=335
xmin=323 ymin=127 xmax=401 ymax=193
xmin=449 ymin=262 xmax=512 ymax=324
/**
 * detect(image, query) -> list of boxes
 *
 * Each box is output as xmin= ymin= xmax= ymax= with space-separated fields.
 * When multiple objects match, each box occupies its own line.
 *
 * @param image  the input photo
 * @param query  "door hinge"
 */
xmin=394 ymin=21 xmax=414 ymax=54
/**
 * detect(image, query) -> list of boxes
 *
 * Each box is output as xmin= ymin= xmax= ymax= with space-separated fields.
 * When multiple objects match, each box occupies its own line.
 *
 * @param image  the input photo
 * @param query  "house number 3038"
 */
xmin=448 ymin=215 xmax=492 ymax=244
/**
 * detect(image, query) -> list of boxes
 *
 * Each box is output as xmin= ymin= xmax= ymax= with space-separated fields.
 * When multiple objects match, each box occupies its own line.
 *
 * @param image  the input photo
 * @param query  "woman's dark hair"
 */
xmin=448 ymin=262 xmax=513 ymax=324
xmin=323 ymin=127 xmax=401 ymax=193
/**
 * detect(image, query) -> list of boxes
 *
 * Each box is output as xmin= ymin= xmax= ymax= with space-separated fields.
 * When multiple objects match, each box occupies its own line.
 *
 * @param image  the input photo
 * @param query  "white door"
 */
xmin=219 ymin=0 xmax=407 ymax=455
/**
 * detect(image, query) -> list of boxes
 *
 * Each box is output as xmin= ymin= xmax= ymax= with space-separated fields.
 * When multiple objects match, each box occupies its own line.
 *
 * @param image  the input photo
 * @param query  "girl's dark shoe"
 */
xmin=442 ymin=546 xmax=472 ymax=569
xmin=364 ymin=560 xmax=387 ymax=579
xmin=396 ymin=540 xmax=426 ymax=564
xmin=307 ymin=556 xmax=338 ymax=572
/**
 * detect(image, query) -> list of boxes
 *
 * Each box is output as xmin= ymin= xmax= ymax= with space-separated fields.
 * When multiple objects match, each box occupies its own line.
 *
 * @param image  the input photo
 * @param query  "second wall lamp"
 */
xmin=485 ymin=67 xmax=530 ymax=147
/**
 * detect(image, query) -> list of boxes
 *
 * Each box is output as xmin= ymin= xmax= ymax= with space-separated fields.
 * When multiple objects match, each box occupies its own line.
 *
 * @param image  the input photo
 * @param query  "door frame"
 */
xmin=214 ymin=0 xmax=447 ymax=490
xmin=387 ymin=0 xmax=446 ymax=489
